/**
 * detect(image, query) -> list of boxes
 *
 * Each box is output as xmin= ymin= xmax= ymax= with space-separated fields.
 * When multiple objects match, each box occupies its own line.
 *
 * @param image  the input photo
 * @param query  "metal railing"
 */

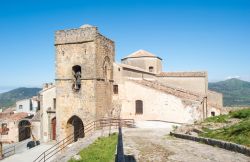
xmin=2 ymin=145 xmax=15 ymax=158
xmin=33 ymin=118 xmax=134 ymax=162
xmin=97 ymin=118 xmax=135 ymax=128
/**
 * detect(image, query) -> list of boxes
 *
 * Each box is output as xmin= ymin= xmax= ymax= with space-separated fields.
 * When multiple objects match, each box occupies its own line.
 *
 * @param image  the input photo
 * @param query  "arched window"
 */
xmin=211 ymin=111 xmax=215 ymax=116
xmin=72 ymin=65 xmax=81 ymax=91
xmin=135 ymin=100 xmax=143 ymax=115
xmin=149 ymin=66 xmax=154 ymax=72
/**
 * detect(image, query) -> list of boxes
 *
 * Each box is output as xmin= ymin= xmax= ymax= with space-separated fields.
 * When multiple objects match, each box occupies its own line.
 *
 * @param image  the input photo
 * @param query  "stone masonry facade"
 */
xmin=38 ymin=24 xmax=223 ymax=142
xmin=55 ymin=25 xmax=114 ymax=141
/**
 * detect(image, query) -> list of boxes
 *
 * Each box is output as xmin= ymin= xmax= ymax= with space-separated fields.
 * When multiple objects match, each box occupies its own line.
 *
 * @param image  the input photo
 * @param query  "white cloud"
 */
xmin=226 ymin=76 xmax=241 ymax=80
xmin=240 ymin=76 xmax=250 ymax=82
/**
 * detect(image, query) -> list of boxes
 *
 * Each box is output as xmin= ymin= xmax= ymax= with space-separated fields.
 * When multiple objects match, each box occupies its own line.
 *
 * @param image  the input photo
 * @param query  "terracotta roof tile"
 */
xmin=2 ymin=107 xmax=15 ymax=113
xmin=0 ymin=112 xmax=29 ymax=122
xmin=130 ymin=79 xmax=204 ymax=102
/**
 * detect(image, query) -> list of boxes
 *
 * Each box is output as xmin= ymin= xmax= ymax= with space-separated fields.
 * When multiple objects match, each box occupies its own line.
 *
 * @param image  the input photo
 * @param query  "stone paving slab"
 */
xmin=123 ymin=121 xmax=250 ymax=162
xmin=2 ymin=142 xmax=54 ymax=162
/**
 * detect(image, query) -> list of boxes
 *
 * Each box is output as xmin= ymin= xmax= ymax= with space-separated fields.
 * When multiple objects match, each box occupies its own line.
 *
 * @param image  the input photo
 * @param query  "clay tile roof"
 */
xmin=0 ymin=112 xmax=29 ymax=122
xmin=3 ymin=107 xmax=15 ymax=113
xmin=130 ymin=79 xmax=204 ymax=102
xmin=122 ymin=50 xmax=162 ymax=60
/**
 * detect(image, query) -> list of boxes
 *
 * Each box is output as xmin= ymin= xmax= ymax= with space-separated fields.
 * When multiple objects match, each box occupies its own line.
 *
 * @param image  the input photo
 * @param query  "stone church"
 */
xmin=39 ymin=24 xmax=223 ymax=142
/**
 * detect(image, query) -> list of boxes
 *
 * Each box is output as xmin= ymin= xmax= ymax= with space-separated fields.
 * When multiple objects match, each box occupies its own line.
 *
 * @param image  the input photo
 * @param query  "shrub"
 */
xmin=204 ymin=114 xmax=229 ymax=123
xmin=200 ymin=119 xmax=250 ymax=147
xmin=230 ymin=109 xmax=250 ymax=119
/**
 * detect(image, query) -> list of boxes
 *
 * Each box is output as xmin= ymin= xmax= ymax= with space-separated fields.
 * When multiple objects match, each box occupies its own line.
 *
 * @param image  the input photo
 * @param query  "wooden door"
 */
xmin=51 ymin=118 xmax=56 ymax=140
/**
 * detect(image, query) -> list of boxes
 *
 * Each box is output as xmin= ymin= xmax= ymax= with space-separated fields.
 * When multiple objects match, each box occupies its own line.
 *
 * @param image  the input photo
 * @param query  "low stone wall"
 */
xmin=116 ymin=127 xmax=125 ymax=162
xmin=170 ymin=132 xmax=250 ymax=157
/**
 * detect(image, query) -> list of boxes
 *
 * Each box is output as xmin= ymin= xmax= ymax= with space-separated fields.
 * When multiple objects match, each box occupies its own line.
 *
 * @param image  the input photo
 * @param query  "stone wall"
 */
xmin=122 ymin=67 xmax=155 ymax=80
xmin=0 ymin=121 xmax=18 ymax=143
xmin=39 ymin=85 xmax=56 ymax=142
xmin=95 ymin=34 xmax=114 ymax=119
xmin=121 ymin=57 xmax=162 ymax=74
xmin=112 ymin=63 xmax=208 ymax=123
xmin=55 ymin=26 xmax=97 ymax=45
xmin=156 ymin=72 xmax=208 ymax=95
xmin=113 ymin=63 xmax=156 ymax=82
xmin=119 ymin=80 xmax=203 ymax=123
xmin=170 ymin=132 xmax=250 ymax=157
xmin=207 ymin=90 xmax=223 ymax=108
xmin=207 ymin=90 xmax=223 ymax=116
xmin=31 ymin=121 xmax=41 ymax=141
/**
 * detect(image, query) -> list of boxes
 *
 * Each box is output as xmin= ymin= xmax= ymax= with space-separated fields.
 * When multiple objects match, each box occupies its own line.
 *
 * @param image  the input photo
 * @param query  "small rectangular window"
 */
xmin=149 ymin=66 xmax=154 ymax=72
xmin=53 ymin=98 xmax=56 ymax=109
xmin=135 ymin=100 xmax=143 ymax=114
xmin=2 ymin=123 xmax=7 ymax=128
xmin=19 ymin=105 xmax=23 ymax=109
xmin=37 ymin=101 xmax=41 ymax=111
xmin=30 ymin=99 xmax=33 ymax=111
xmin=113 ymin=85 xmax=118 ymax=94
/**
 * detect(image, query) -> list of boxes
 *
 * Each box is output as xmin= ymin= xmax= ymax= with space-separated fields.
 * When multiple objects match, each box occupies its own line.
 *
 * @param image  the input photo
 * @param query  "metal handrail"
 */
xmin=2 ymin=145 xmax=15 ymax=158
xmin=34 ymin=122 xmax=93 ymax=162
xmin=33 ymin=118 xmax=134 ymax=162
xmin=33 ymin=120 xmax=96 ymax=162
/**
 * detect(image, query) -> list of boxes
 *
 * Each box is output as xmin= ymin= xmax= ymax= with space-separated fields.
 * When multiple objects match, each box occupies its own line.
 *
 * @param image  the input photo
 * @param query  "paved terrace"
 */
xmin=2 ymin=121 xmax=250 ymax=162
xmin=2 ymin=140 xmax=54 ymax=162
xmin=123 ymin=121 xmax=250 ymax=162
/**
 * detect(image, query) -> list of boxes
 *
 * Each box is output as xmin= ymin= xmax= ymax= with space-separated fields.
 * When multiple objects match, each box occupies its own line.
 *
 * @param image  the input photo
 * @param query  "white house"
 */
xmin=16 ymin=97 xmax=39 ymax=114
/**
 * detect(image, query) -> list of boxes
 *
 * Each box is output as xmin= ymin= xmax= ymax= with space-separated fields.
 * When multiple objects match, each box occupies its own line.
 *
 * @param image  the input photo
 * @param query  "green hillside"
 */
xmin=0 ymin=87 xmax=41 ymax=110
xmin=209 ymin=78 xmax=250 ymax=106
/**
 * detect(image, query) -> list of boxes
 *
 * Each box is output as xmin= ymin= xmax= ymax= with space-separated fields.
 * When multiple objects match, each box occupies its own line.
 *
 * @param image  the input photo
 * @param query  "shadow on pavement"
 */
xmin=124 ymin=155 xmax=137 ymax=162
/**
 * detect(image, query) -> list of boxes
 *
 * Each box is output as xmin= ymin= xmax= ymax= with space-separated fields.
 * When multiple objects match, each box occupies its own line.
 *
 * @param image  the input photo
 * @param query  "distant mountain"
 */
xmin=209 ymin=78 xmax=250 ymax=106
xmin=0 ymin=87 xmax=41 ymax=110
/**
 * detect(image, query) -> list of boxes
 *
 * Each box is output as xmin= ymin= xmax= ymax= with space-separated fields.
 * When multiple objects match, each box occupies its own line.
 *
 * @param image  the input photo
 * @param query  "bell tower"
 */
xmin=55 ymin=24 xmax=115 ymax=141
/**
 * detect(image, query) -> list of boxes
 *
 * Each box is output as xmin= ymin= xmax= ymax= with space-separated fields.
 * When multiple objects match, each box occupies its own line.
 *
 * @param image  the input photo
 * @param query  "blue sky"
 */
xmin=0 ymin=0 xmax=250 ymax=92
